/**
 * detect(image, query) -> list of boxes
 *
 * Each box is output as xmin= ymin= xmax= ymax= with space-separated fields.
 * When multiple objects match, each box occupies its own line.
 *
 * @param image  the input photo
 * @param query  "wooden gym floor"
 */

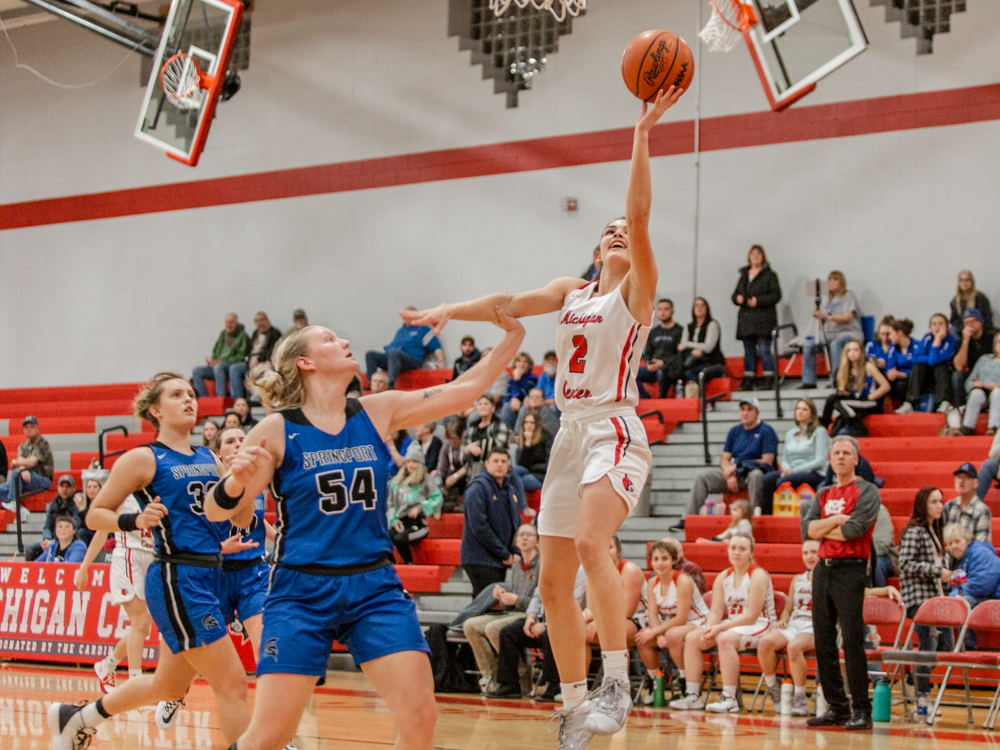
xmin=3 ymin=663 xmax=1000 ymax=750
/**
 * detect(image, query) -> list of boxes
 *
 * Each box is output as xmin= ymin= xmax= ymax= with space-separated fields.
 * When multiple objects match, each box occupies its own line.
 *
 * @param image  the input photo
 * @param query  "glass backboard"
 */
xmin=134 ymin=0 xmax=243 ymax=166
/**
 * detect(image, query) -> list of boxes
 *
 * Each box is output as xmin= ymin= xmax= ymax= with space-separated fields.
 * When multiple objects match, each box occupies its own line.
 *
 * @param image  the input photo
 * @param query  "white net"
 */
xmin=489 ymin=0 xmax=585 ymax=22
xmin=698 ymin=0 xmax=752 ymax=52
xmin=160 ymin=54 xmax=206 ymax=111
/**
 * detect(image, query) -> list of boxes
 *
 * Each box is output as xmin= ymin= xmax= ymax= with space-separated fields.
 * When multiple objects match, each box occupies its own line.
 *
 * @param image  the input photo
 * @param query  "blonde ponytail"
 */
xmin=252 ymin=326 xmax=314 ymax=411
xmin=134 ymin=370 xmax=186 ymax=432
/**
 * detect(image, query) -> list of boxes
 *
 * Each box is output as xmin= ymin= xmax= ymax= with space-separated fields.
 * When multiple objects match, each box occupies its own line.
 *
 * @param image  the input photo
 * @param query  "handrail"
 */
xmin=698 ymin=369 xmax=728 ymax=465
xmin=98 ymin=425 xmax=129 ymax=468
xmin=637 ymin=409 xmax=666 ymax=446
xmin=11 ymin=472 xmax=25 ymax=557
xmin=771 ymin=322 xmax=799 ymax=420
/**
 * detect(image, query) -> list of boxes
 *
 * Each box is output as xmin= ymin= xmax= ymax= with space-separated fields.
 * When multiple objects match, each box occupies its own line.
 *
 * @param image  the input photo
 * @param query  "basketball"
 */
xmin=621 ymin=30 xmax=695 ymax=101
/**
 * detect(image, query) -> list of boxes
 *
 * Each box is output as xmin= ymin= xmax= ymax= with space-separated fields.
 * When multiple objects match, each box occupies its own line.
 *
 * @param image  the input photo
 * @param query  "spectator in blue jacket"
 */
xmin=886 ymin=319 xmax=922 ymax=409
xmin=365 ymin=309 xmax=445 ymax=387
xmin=945 ymin=523 xmax=1000 ymax=648
xmin=866 ymin=316 xmax=895 ymax=372
xmin=24 ymin=475 xmax=81 ymax=562
xmin=460 ymin=449 xmax=522 ymax=597
xmin=900 ymin=313 xmax=956 ymax=413
xmin=37 ymin=516 xmax=87 ymax=563
xmin=500 ymin=352 xmax=538 ymax=429
xmin=536 ymin=350 xmax=558 ymax=406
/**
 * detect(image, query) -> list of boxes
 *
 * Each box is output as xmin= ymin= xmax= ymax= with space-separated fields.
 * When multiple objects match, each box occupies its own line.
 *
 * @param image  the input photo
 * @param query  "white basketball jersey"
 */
xmin=555 ymin=282 xmax=650 ymax=415
xmin=115 ymin=494 xmax=155 ymax=552
xmin=722 ymin=564 xmax=776 ymax=632
xmin=789 ymin=572 xmax=813 ymax=624
xmin=647 ymin=571 xmax=709 ymax=625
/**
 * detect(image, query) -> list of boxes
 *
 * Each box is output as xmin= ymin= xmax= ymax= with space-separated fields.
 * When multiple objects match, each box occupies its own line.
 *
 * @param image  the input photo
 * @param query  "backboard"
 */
xmin=738 ymin=0 xmax=867 ymax=110
xmin=134 ymin=0 xmax=243 ymax=166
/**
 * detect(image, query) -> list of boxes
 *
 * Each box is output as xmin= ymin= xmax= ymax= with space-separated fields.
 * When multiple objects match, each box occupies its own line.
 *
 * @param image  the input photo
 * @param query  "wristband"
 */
xmin=213 ymin=477 xmax=245 ymax=510
xmin=118 ymin=514 xmax=139 ymax=533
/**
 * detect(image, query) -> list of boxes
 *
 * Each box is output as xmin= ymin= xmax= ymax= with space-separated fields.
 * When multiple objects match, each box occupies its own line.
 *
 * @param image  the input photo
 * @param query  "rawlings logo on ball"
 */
xmin=643 ymin=39 xmax=672 ymax=87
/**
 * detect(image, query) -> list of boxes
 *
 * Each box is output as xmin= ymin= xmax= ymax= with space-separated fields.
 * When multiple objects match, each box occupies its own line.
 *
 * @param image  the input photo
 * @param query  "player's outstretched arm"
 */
xmin=87 ymin=448 xmax=157 ymax=532
xmin=364 ymin=307 xmax=525 ymax=436
xmin=400 ymin=276 xmax=581 ymax=336
xmin=622 ymin=85 xmax=683 ymax=324
xmin=208 ymin=418 xmax=281 ymax=522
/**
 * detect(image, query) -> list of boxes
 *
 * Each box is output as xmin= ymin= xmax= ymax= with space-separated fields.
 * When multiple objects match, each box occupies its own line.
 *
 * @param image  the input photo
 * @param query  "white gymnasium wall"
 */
xmin=0 ymin=0 xmax=998 ymax=386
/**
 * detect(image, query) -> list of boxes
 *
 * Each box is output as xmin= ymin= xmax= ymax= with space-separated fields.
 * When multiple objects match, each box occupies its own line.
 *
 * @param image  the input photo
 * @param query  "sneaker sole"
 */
xmin=706 ymin=704 xmax=740 ymax=714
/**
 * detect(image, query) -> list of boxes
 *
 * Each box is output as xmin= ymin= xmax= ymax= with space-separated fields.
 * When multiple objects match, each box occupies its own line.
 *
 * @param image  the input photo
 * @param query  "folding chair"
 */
xmin=881 ymin=596 xmax=971 ymax=724
xmin=932 ymin=600 xmax=1000 ymax=729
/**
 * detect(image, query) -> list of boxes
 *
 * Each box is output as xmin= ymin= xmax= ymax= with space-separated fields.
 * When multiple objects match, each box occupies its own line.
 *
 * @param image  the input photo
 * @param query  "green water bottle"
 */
xmin=653 ymin=670 xmax=665 ymax=707
xmin=872 ymin=678 xmax=891 ymax=722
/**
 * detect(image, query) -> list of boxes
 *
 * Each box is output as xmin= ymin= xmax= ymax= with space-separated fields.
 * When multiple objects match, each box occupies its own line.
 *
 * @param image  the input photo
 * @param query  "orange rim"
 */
xmin=160 ymin=53 xmax=204 ymax=99
xmin=713 ymin=0 xmax=756 ymax=32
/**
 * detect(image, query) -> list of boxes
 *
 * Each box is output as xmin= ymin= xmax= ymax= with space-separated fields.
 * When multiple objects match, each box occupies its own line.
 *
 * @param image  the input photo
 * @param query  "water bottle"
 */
xmin=815 ymin=684 xmax=829 ymax=716
xmin=653 ymin=670 xmax=665 ymax=707
xmin=917 ymin=692 xmax=929 ymax=722
xmin=780 ymin=681 xmax=793 ymax=715
xmin=704 ymin=497 xmax=714 ymax=515
xmin=872 ymin=679 xmax=891 ymax=722
xmin=676 ymin=379 xmax=684 ymax=399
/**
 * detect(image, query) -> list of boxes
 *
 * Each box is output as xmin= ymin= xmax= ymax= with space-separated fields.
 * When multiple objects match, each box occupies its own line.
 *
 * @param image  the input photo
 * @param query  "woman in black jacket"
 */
xmin=732 ymin=245 xmax=782 ymax=391
xmin=950 ymin=270 xmax=994 ymax=339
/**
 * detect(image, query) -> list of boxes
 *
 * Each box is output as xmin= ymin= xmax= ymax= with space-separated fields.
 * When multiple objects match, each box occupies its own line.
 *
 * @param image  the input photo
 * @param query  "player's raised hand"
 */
xmin=637 ymin=85 xmax=683 ymax=132
xmin=400 ymin=305 xmax=452 ymax=336
xmin=230 ymin=437 xmax=274 ymax=486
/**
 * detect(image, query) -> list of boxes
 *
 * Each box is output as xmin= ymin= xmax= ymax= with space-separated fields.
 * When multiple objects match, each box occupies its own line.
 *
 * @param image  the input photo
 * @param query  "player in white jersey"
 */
xmin=75 ymin=492 xmax=155 ymax=693
xmin=404 ymin=86 xmax=685 ymax=747
xmin=756 ymin=539 xmax=819 ymax=715
xmin=634 ymin=541 xmax=709 ymax=700
xmin=669 ymin=534 xmax=776 ymax=713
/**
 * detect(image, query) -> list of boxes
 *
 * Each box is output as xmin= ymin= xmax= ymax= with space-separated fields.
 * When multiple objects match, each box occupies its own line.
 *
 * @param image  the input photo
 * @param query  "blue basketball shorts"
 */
xmin=256 ymin=564 xmax=429 ymax=676
xmin=219 ymin=559 xmax=270 ymax=625
xmin=146 ymin=561 xmax=228 ymax=655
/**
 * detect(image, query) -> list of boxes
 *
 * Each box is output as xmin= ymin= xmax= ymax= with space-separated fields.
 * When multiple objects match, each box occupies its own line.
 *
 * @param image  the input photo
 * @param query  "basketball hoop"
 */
xmin=160 ymin=53 xmax=209 ymax=111
xmin=698 ymin=0 xmax=757 ymax=52
xmin=489 ymin=0 xmax=585 ymax=22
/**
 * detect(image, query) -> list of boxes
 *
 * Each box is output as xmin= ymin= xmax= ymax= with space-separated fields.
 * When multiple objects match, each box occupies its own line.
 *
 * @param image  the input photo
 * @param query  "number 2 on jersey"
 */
xmin=316 ymin=467 xmax=378 ymax=515
xmin=569 ymin=335 xmax=587 ymax=373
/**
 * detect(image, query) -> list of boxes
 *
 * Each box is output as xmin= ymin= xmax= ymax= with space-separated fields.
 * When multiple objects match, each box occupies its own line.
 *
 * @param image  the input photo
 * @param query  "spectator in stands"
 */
xmin=291 ymin=308 xmax=309 ymax=330
xmin=514 ymin=413 xmax=551 ymax=494
xmin=583 ymin=535 xmax=646 ymax=652
xmin=636 ymin=541 xmax=710 ymax=701
xmin=957 ymin=331 xmax=1000 ymax=436
xmin=661 ymin=537 xmax=708 ymax=593
xmin=222 ymin=410 xmax=242 ymax=430
xmin=945 ymin=522 xmax=1000 ymax=649
xmin=365 ymin=309 xmax=445 ymax=387
xmin=672 ymin=397 xmax=777 ymax=529
xmin=902 ymin=313 xmax=956 ymax=413
xmin=0 ymin=440 xmax=7 ymax=484
xmin=191 ymin=312 xmax=251 ymax=398
xmin=0 ymin=416 xmax=54 ymax=520
xmin=74 ymin=477 xmax=101 ymax=546
xmin=200 ymin=417 xmax=220 ymax=451
xmin=976 ymin=431 xmax=1000 ymax=501
xmin=460 ymin=449 xmax=520 ymax=597
xmin=697 ymin=499 xmax=753 ymax=543
xmin=757 ymin=539 xmax=819 ymax=715
xmin=537 ymin=350 xmax=558 ymax=407
xmin=500 ymin=353 xmax=537 ymax=429
xmin=466 ymin=524 xmax=540 ymax=694
xmin=36 ymin=515 xmax=87 ymax=563
xmin=670 ymin=534 xmax=775 ymax=712
xmin=25 ymin=475 xmax=79 ymax=561
xmin=821 ymin=341 xmax=890 ymax=437
xmin=943 ymin=462 xmax=992 ymax=544
xmin=413 ymin=421 xmax=442 ymax=473
xmin=369 ymin=370 xmax=390 ymax=395
xmin=463 ymin=395 xmax=510 ymax=481
xmin=732 ymin=245 xmax=782 ymax=391
xmin=387 ymin=444 xmax=443 ymax=564
xmin=247 ymin=311 xmax=282 ymax=370
xmin=950 ymin=270 xmax=994 ymax=340
xmin=452 ymin=336 xmax=481 ymax=379
xmin=385 ymin=429 xmax=411 ymax=477
xmin=899 ymin=486 xmax=953 ymax=695
xmin=637 ymin=298 xmax=686 ymax=398
xmin=884 ymin=318 xmax=920 ymax=407
xmin=801 ymin=271 xmax=864 ymax=390
xmin=475 ymin=347 xmax=509 ymax=407
xmin=759 ymin=398 xmax=829 ymax=514
xmin=231 ymin=398 xmax=257 ymax=429
xmin=952 ymin=308 xmax=991 ymax=408
xmin=346 ymin=374 xmax=364 ymax=398
xmin=873 ymin=504 xmax=899 ymax=588
xmin=437 ymin=419 xmax=469 ymax=512
xmin=866 ymin=316 xmax=895 ymax=372
xmin=679 ymin=297 xmax=726 ymax=389
xmin=513 ymin=387 xmax=559 ymax=437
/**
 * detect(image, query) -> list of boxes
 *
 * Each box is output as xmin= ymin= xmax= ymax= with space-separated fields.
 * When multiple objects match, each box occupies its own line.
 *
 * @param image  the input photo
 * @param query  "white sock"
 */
xmin=722 ymin=685 xmax=737 ymax=699
xmin=794 ymin=685 xmax=807 ymax=697
xmin=686 ymin=682 xmax=700 ymax=696
xmin=561 ymin=680 xmax=588 ymax=710
xmin=107 ymin=653 xmax=121 ymax=668
xmin=80 ymin=702 xmax=109 ymax=728
xmin=128 ymin=669 xmax=142 ymax=678
xmin=601 ymin=649 xmax=629 ymax=684
xmin=764 ymin=673 xmax=777 ymax=687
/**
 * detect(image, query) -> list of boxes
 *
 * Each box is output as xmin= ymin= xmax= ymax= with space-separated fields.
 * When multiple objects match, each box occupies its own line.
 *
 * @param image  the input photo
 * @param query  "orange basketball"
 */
xmin=621 ymin=30 xmax=694 ymax=101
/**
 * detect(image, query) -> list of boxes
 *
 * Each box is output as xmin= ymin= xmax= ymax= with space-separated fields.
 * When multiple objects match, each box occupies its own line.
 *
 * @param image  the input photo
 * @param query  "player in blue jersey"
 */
xmin=48 ymin=372 xmax=257 ymax=750
xmin=204 ymin=310 xmax=524 ymax=750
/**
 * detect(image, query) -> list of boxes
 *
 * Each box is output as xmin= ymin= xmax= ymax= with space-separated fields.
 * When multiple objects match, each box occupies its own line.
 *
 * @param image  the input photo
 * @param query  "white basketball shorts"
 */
xmin=730 ymin=619 xmax=773 ymax=650
xmin=110 ymin=547 xmax=153 ymax=605
xmin=538 ymin=410 xmax=652 ymax=539
xmin=778 ymin=618 xmax=814 ymax=643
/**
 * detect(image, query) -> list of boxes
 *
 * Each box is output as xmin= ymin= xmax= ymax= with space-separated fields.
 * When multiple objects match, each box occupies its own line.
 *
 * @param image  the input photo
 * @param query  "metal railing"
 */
xmin=699 ymin=368 xmax=728 ymax=465
xmin=98 ymin=425 xmax=129 ymax=468
xmin=771 ymin=322 xmax=799 ymax=420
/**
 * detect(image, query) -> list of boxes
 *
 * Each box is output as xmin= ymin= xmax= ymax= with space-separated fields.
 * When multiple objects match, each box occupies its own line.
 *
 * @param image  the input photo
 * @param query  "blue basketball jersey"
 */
xmin=271 ymin=401 xmax=393 ymax=567
xmin=222 ymin=493 xmax=267 ymax=561
xmin=136 ymin=442 xmax=223 ymax=556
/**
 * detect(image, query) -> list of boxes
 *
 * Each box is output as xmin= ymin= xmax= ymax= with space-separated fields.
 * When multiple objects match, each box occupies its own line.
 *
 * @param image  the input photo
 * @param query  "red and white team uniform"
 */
xmin=721 ymin=564 xmax=776 ymax=649
xmin=778 ymin=572 xmax=813 ymax=641
xmin=109 ymin=494 xmax=155 ymax=605
xmin=645 ymin=570 xmax=710 ymax=627
xmin=539 ymin=281 xmax=653 ymax=538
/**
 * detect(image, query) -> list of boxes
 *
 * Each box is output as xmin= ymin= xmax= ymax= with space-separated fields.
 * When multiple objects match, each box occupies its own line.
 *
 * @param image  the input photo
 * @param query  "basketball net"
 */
xmin=161 ymin=53 xmax=208 ymax=111
xmin=698 ymin=0 xmax=756 ymax=52
xmin=489 ymin=0 xmax=585 ymax=22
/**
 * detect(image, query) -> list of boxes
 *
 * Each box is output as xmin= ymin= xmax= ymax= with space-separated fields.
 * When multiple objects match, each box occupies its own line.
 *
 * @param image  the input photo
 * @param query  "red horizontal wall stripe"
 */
xmin=2 ymin=82 xmax=998 ymax=231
